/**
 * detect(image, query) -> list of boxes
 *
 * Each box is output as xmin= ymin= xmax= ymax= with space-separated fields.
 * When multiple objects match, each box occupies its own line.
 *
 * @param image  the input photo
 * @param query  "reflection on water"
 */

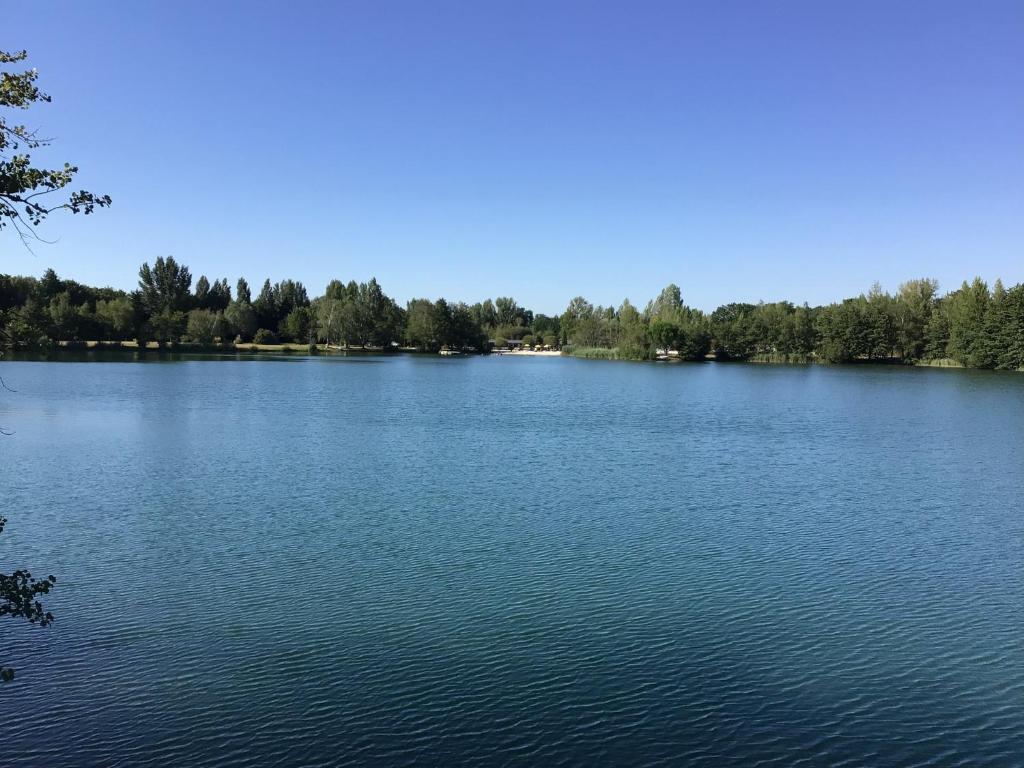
xmin=3 ymin=356 xmax=1023 ymax=766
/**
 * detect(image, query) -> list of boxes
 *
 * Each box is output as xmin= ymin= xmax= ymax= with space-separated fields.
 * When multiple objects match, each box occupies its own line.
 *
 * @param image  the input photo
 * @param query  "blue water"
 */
xmin=2 ymin=355 xmax=1023 ymax=766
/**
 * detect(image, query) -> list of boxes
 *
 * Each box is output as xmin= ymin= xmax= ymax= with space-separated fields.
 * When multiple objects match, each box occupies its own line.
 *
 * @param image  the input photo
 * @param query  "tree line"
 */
xmin=0 ymin=258 xmax=561 ymax=353
xmin=559 ymin=277 xmax=1024 ymax=369
xmin=0 ymin=261 xmax=1021 ymax=369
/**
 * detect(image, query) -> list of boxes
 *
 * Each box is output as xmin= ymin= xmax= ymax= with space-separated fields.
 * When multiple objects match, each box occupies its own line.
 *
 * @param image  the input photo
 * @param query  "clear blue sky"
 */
xmin=4 ymin=0 xmax=1022 ymax=314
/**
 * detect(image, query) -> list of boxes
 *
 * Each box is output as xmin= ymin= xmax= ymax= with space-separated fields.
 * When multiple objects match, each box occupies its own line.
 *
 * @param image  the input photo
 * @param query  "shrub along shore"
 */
xmin=1 ymin=261 xmax=1022 ymax=371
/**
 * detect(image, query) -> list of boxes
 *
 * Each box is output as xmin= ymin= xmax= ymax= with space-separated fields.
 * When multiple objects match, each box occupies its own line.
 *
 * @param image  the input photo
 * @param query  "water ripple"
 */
xmin=2 ymin=358 xmax=1023 ymax=766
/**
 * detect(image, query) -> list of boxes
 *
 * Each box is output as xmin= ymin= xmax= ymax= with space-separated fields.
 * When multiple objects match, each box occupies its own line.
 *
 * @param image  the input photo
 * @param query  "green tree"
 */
xmin=235 ymin=277 xmax=251 ymax=304
xmin=213 ymin=311 xmax=233 ymax=343
xmin=647 ymin=283 xmax=684 ymax=323
xmin=495 ymin=297 xmax=530 ymax=328
xmin=253 ymin=328 xmax=277 ymax=345
xmin=279 ymin=306 xmax=312 ymax=343
xmin=96 ymin=297 xmax=135 ymax=340
xmin=982 ymin=280 xmax=1011 ymax=369
xmin=710 ymin=303 xmax=757 ymax=359
xmin=792 ymin=304 xmax=817 ymax=354
xmin=2 ymin=297 xmax=48 ymax=347
xmin=193 ymin=275 xmax=211 ymax=309
xmin=138 ymin=257 xmax=192 ymax=316
xmin=224 ymin=299 xmax=257 ymax=342
xmin=947 ymin=278 xmax=991 ymax=368
xmin=531 ymin=313 xmax=560 ymax=342
xmin=863 ymin=283 xmax=896 ymax=360
xmin=47 ymin=291 xmax=77 ymax=340
xmin=149 ymin=308 xmax=185 ymax=345
xmin=253 ymin=279 xmax=278 ymax=332
xmin=893 ymin=278 xmax=938 ymax=360
xmin=209 ymin=278 xmax=232 ymax=311
xmin=0 ymin=274 xmax=37 ymax=312
xmin=432 ymin=298 xmax=454 ymax=347
xmin=313 ymin=286 xmax=346 ymax=346
xmin=276 ymin=280 xmax=309 ymax=318
xmin=561 ymin=296 xmax=597 ymax=347
xmin=37 ymin=268 xmax=62 ymax=302
xmin=1 ymin=49 xmax=110 ymax=244
xmin=999 ymin=285 xmax=1024 ymax=370
xmin=186 ymin=308 xmax=218 ymax=344
xmin=405 ymin=299 xmax=437 ymax=350
xmin=449 ymin=302 xmax=486 ymax=349
xmin=816 ymin=299 xmax=867 ymax=363
xmin=479 ymin=299 xmax=497 ymax=329
xmin=616 ymin=299 xmax=649 ymax=358
xmin=649 ymin=319 xmax=680 ymax=353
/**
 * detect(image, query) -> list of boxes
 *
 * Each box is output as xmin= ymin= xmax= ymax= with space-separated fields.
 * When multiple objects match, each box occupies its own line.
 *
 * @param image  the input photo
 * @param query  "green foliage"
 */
xmin=1000 ymin=285 xmax=1024 ymax=370
xmin=1 ymin=49 xmax=110 ymax=245
xmin=47 ymin=291 xmax=78 ymax=340
xmin=279 ymin=306 xmax=312 ymax=343
xmin=249 ymin=278 xmax=310 ymax=335
xmin=235 ymin=278 xmax=251 ymax=304
xmin=313 ymin=294 xmax=344 ymax=346
xmin=186 ymin=309 xmax=218 ymax=345
xmin=194 ymin=276 xmax=210 ymax=309
xmin=815 ymin=300 xmax=865 ymax=362
xmin=1 ymin=265 xmax=1022 ymax=371
xmin=532 ymin=313 xmax=560 ymax=338
xmin=561 ymin=296 xmax=603 ymax=347
xmin=947 ymin=278 xmax=993 ymax=368
xmin=924 ymin=301 xmax=951 ymax=360
xmin=224 ymin=300 xmax=257 ymax=342
xmin=558 ymin=286 xmax=708 ymax=361
xmin=0 ymin=516 xmax=56 ymax=682
xmin=494 ymin=297 xmax=532 ymax=329
xmin=138 ymin=257 xmax=192 ymax=316
xmin=96 ymin=297 xmax=134 ymax=340
xmin=404 ymin=298 xmax=434 ymax=349
xmin=404 ymin=297 xmax=487 ymax=352
xmin=253 ymin=328 xmax=277 ymax=345
xmin=1 ymin=297 xmax=49 ymax=347
xmin=614 ymin=299 xmax=648 ymax=358
xmin=311 ymin=278 xmax=403 ymax=348
xmin=190 ymin=275 xmax=231 ymax=313
xmin=149 ymin=307 xmax=186 ymax=345
xmin=710 ymin=302 xmax=760 ymax=359
xmin=893 ymin=278 xmax=938 ymax=359
xmin=566 ymin=346 xmax=624 ymax=360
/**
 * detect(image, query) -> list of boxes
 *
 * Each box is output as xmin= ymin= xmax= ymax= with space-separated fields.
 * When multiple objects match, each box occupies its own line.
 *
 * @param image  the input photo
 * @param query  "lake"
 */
xmin=2 ymin=355 xmax=1022 ymax=766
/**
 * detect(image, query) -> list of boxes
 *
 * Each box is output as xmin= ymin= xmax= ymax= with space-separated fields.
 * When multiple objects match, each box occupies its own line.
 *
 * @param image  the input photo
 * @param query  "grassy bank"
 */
xmin=53 ymin=340 xmax=315 ymax=354
xmin=564 ymin=347 xmax=631 ymax=360
xmin=42 ymin=340 xmax=400 ymax=355
xmin=16 ymin=342 xmax=1023 ymax=372
xmin=567 ymin=347 xmax=617 ymax=360
xmin=748 ymin=352 xmax=816 ymax=364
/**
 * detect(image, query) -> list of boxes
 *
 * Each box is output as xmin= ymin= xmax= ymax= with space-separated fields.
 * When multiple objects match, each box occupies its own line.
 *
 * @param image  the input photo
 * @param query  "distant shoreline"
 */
xmin=3 ymin=265 xmax=1022 ymax=372
xmin=4 ymin=342 xmax=1020 ymax=372
xmin=493 ymin=349 xmax=562 ymax=357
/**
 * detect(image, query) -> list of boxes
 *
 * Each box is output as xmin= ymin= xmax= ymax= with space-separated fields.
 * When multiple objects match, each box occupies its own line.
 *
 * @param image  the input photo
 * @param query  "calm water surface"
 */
xmin=2 ymin=355 xmax=1022 ymax=766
